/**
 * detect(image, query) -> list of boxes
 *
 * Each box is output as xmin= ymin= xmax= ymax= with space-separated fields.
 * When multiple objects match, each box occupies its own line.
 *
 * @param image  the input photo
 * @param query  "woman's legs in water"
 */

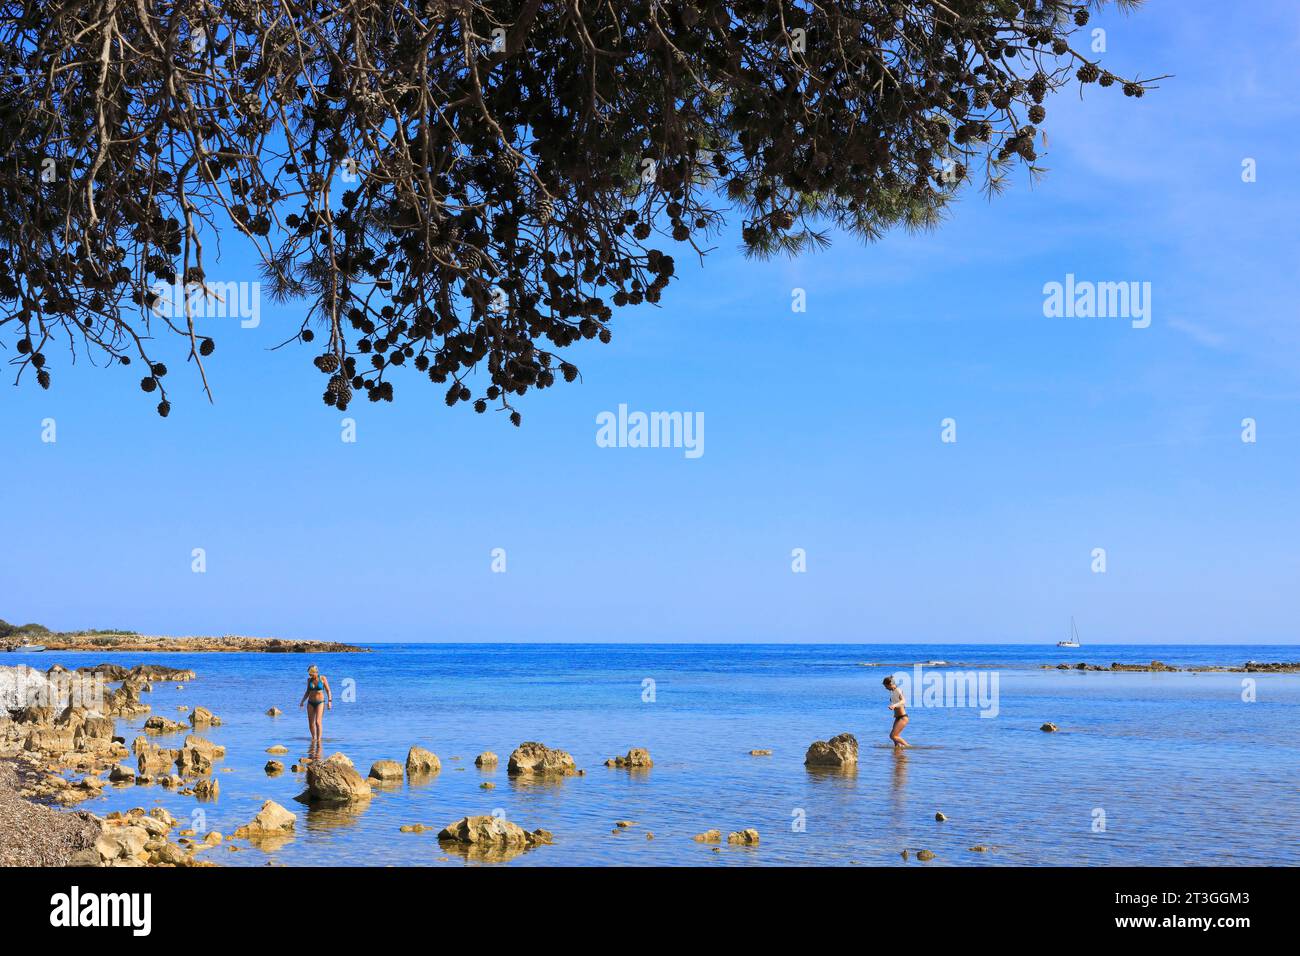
xmin=308 ymin=701 xmax=323 ymax=752
xmin=890 ymin=714 xmax=910 ymax=748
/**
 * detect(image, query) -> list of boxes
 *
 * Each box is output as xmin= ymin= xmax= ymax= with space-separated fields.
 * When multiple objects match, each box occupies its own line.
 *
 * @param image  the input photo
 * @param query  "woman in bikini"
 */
xmin=883 ymin=676 xmax=910 ymax=749
xmin=299 ymin=665 xmax=332 ymax=756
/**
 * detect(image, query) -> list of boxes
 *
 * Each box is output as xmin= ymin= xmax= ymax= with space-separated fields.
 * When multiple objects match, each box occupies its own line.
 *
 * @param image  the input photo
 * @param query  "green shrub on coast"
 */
xmin=0 ymin=619 xmax=51 ymax=639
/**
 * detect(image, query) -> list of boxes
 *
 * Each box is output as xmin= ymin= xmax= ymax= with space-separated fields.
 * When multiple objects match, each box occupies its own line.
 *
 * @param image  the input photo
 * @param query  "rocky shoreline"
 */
xmin=1042 ymin=660 xmax=1300 ymax=673
xmin=10 ymin=634 xmax=368 ymax=654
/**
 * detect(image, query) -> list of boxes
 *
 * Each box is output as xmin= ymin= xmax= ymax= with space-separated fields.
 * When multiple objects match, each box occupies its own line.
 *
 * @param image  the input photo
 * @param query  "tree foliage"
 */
xmin=0 ymin=0 xmax=1157 ymax=419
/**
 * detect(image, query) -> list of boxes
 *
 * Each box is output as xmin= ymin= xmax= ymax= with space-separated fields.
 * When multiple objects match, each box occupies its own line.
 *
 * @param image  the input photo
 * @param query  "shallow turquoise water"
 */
xmin=27 ymin=644 xmax=1300 ymax=866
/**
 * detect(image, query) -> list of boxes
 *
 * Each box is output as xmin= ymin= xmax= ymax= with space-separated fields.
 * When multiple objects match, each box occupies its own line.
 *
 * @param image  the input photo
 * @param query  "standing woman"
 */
xmin=883 ymin=676 xmax=910 ymax=749
xmin=299 ymin=665 xmax=332 ymax=756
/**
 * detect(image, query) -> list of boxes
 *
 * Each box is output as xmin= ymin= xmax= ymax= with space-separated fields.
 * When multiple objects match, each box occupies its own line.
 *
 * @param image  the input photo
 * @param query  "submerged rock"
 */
xmin=749 ymin=749 xmax=773 ymax=756
xmin=727 ymin=829 xmax=760 ymax=845
xmin=507 ymin=741 xmax=578 ymax=776
xmin=804 ymin=732 xmax=859 ymax=769
xmin=604 ymin=747 xmax=652 ymax=769
xmin=916 ymin=849 xmax=936 ymax=861
xmin=693 ymin=829 xmax=722 ymax=843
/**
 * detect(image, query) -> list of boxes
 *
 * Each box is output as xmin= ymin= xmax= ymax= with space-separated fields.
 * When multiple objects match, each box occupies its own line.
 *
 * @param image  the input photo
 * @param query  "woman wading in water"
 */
xmin=883 ymin=676 xmax=910 ymax=749
xmin=299 ymin=665 xmax=332 ymax=756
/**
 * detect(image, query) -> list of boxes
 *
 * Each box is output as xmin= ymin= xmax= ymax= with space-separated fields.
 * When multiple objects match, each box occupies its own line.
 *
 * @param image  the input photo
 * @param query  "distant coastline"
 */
xmin=39 ymin=635 xmax=368 ymax=654
xmin=1 ymin=619 xmax=366 ymax=655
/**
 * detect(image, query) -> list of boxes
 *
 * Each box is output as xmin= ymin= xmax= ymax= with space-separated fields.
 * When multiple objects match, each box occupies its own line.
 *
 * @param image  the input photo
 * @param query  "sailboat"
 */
xmin=1056 ymin=617 xmax=1082 ymax=649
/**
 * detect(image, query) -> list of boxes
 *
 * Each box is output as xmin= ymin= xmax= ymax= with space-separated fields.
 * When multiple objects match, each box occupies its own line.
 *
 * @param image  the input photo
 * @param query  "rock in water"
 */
xmin=803 ymin=732 xmax=859 ymax=769
xmin=749 ymin=749 xmax=773 ymax=756
xmin=266 ymin=707 xmax=282 ymax=717
xmin=727 ymin=829 xmax=760 ymax=845
xmin=935 ymin=811 xmax=948 ymax=822
xmin=136 ymin=744 xmax=179 ymax=775
xmin=264 ymin=761 xmax=284 ymax=776
xmin=474 ymin=751 xmax=498 ymax=768
xmin=507 ymin=741 xmax=578 ymax=776
xmin=1041 ymin=722 xmax=1060 ymax=733
xmin=189 ymin=706 xmax=221 ymax=727
xmin=693 ymin=829 xmax=722 ymax=843
xmin=406 ymin=745 xmax=441 ymax=776
xmin=437 ymin=815 xmax=551 ymax=848
xmin=142 ymin=716 xmax=186 ymax=734
xmin=296 ymin=752 xmax=372 ymax=803
xmin=368 ymin=760 xmax=403 ymax=782
xmin=233 ymin=800 xmax=297 ymax=839
xmin=604 ymin=747 xmax=653 ymax=769
xmin=917 ymin=849 xmax=936 ymax=861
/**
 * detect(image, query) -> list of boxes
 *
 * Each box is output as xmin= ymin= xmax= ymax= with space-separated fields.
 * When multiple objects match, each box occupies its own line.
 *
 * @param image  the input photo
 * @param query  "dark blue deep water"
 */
xmin=23 ymin=644 xmax=1300 ymax=866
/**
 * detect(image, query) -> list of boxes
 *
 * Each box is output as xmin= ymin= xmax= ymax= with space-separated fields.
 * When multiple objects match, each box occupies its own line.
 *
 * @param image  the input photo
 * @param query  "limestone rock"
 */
xmin=233 ymin=800 xmax=297 ymax=839
xmin=474 ymin=751 xmax=498 ymax=768
xmin=95 ymin=824 xmax=150 ymax=863
xmin=143 ymin=715 xmax=186 ymax=734
xmin=727 ymin=829 xmax=760 ymax=845
xmin=189 ymin=706 xmax=221 ymax=727
xmin=804 ymin=732 xmax=859 ymax=769
xmin=296 ymin=752 xmax=372 ymax=803
xmin=604 ymin=747 xmax=653 ymax=769
xmin=693 ymin=829 xmax=722 ymax=843
xmin=368 ymin=760 xmax=403 ymax=782
xmin=437 ymin=815 xmax=551 ymax=848
xmin=405 ymin=745 xmax=441 ymax=776
xmin=265 ymin=760 xmax=284 ymax=775
xmin=507 ymin=741 xmax=578 ymax=776
xmin=136 ymin=744 xmax=179 ymax=775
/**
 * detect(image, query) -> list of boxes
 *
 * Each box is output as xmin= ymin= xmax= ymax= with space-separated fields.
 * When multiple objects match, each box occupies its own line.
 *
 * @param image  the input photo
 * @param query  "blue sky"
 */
xmin=4 ymin=0 xmax=1299 ymax=644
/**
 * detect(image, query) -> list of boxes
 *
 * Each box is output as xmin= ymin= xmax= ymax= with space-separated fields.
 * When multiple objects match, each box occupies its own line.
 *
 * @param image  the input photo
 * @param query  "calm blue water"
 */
xmin=29 ymin=644 xmax=1300 ymax=866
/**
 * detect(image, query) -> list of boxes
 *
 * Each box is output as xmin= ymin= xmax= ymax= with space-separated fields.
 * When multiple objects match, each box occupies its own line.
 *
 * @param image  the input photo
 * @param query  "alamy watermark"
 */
xmin=1042 ymin=273 xmax=1151 ymax=329
xmin=891 ymin=664 xmax=1000 ymax=718
xmin=149 ymin=276 xmax=262 ymax=328
xmin=596 ymin=404 xmax=704 ymax=459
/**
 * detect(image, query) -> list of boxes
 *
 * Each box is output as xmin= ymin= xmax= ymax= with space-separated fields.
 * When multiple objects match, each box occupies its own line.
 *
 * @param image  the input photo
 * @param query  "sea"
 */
xmin=14 ymin=643 xmax=1300 ymax=866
